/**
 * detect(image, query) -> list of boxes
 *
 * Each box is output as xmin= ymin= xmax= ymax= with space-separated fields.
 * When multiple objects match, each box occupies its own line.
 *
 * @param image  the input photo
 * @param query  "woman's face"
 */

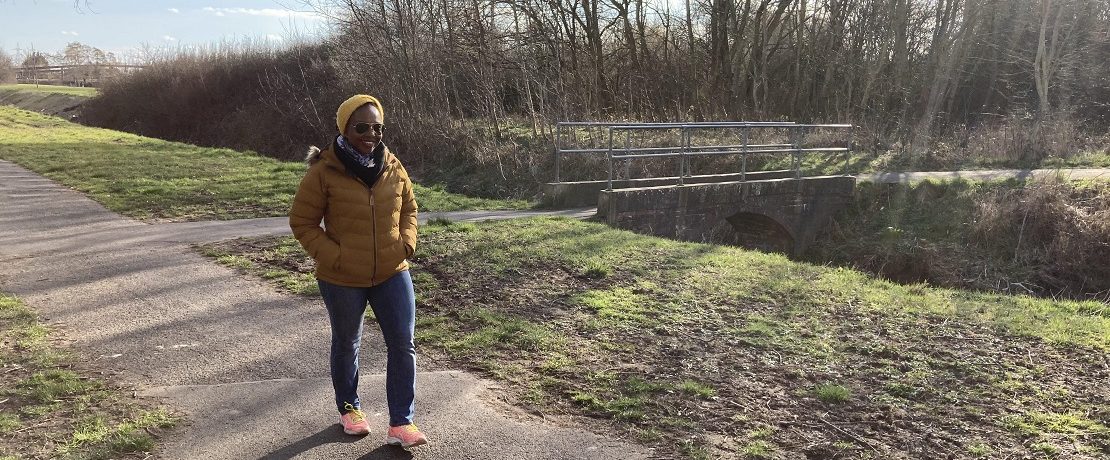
xmin=343 ymin=104 xmax=384 ymax=155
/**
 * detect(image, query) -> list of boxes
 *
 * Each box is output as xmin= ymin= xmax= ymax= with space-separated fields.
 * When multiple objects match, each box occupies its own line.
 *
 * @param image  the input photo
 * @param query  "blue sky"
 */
xmin=0 ymin=0 xmax=326 ymax=62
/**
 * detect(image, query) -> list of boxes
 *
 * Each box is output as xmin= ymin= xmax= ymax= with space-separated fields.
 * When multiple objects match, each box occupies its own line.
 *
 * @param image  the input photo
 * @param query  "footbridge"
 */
xmin=544 ymin=122 xmax=856 ymax=255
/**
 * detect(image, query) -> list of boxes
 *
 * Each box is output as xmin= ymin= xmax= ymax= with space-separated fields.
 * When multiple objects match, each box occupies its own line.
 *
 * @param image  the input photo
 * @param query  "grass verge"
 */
xmin=0 ymin=292 xmax=176 ymax=459
xmin=790 ymin=150 xmax=1110 ymax=176
xmin=0 ymin=106 xmax=528 ymax=221
xmin=200 ymin=217 xmax=1109 ymax=459
xmin=0 ymin=84 xmax=99 ymax=97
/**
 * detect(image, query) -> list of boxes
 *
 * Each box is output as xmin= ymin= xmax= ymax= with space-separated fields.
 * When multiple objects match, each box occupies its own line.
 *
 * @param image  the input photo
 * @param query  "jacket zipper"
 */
xmin=370 ymin=190 xmax=376 ymax=283
xmin=368 ymin=159 xmax=388 ymax=284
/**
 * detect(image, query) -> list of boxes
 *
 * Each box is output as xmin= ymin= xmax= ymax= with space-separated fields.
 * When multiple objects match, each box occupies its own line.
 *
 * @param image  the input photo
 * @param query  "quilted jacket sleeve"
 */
xmin=289 ymin=165 xmax=340 ymax=269
xmin=398 ymin=164 xmax=419 ymax=257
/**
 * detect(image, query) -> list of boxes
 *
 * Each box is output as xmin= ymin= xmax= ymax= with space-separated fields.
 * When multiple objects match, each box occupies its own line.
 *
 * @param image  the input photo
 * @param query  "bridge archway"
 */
xmin=599 ymin=176 xmax=855 ymax=256
xmin=711 ymin=211 xmax=795 ymax=254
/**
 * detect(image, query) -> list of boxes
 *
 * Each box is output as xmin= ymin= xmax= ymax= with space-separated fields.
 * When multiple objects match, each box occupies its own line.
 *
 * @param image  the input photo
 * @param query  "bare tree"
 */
xmin=298 ymin=0 xmax=1110 ymax=145
xmin=1033 ymin=0 xmax=1080 ymax=119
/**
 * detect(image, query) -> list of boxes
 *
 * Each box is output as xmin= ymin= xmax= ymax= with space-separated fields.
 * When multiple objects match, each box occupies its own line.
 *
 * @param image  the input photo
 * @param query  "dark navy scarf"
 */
xmin=334 ymin=135 xmax=385 ymax=189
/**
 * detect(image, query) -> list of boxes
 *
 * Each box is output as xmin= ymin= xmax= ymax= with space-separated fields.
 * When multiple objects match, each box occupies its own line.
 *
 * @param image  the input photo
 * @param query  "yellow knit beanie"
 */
xmin=336 ymin=94 xmax=384 ymax=133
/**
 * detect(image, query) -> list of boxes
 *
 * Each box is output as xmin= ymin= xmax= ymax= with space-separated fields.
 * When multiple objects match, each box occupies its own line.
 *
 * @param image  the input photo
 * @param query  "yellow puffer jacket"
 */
xmin=289 ymin=141 xmax=418 ymax=287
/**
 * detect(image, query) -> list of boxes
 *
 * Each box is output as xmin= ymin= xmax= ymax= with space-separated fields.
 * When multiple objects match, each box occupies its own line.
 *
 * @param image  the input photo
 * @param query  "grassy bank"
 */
xmin=200 ymin=218 xmax=1109 ymax=459
xmin=0 ymin=84 xmax=98 ymax=97
xmin=0 ymin=292 xmax=175 ymax=459
xmin=809 ymin=178 xmax=1110 ymax=302
xmin=0 ymin=106 xmax=527 ymax=222
xmin=0 ymin=84 xmax=95 ymax=121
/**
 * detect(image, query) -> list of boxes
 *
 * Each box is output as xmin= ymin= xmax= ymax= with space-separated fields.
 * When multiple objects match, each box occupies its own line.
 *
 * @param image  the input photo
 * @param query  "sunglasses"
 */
xmin=353 ymin=122 xmax=385 ymax=135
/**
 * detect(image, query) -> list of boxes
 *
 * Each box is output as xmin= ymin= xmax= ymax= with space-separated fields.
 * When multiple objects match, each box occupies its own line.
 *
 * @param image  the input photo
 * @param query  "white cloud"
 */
xmin=168 ymin=8 xmax=180 ymax=14
xmin=163 ymin=35 xmax=178 ymax=42
xmin=201 ymin=7 xmax=319 ymax=19
xmin=61 ymin=30 xmax=79 ymax=36
xmin=266 ymin=34 xmax=285 ymax=41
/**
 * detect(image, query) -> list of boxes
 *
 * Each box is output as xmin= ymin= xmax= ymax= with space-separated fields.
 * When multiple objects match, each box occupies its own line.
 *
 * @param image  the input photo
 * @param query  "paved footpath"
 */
xmin=857 ymin=167 xmax=1109 ymax=183
xmin=0 ymin=159 xmax=640 ymax=460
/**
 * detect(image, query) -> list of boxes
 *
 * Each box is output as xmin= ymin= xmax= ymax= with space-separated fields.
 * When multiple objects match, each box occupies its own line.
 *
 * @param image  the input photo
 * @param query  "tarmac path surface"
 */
xmin=0 ymin=159 xmax=640 ymax=460
xmin=856 ymin=167 xmax=1110 ymax=183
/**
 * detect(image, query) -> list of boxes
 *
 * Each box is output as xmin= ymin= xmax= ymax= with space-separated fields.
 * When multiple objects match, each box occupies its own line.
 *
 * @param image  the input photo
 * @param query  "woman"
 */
xmin=289 ymin=94 xmax=427 ymax=448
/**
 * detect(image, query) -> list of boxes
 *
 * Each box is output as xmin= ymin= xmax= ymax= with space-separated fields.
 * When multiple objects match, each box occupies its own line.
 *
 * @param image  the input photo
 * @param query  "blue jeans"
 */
xmin=318 ymin=271 xmax=416 ymax=427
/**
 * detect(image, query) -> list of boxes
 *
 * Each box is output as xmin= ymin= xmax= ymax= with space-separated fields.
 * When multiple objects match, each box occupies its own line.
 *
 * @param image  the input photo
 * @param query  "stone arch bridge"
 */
xmin=546 ymin=121 xmax=856 ymax=255
xmin=596 ymin=175 xmax=855 ymax=256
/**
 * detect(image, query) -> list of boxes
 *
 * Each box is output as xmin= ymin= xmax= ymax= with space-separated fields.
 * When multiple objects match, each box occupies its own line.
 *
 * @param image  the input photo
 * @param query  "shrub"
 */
xmin=80 ymin=43 xmax=551 ymax=199
xmin=0 ymin=49 xmax=16 ymax=84
xmin=83 ymin=43 xmax=338 ymax=161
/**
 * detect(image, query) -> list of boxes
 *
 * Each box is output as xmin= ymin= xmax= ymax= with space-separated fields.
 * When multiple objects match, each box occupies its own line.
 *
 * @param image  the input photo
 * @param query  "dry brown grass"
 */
xmin=890 ymin=114 xmax=1100 ymax=171
xmin=972 ymin=178 xmax=1110 ymax=301
xmin=963 ymin=115 xmax=1086 ymax=163
xmin=812 ymin=179 xmax=1110 ymax=303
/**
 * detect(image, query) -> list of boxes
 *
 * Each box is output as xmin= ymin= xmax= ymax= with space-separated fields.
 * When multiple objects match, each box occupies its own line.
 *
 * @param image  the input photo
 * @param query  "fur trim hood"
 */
xmin=305 ymin=145 xmax=323 ymax=164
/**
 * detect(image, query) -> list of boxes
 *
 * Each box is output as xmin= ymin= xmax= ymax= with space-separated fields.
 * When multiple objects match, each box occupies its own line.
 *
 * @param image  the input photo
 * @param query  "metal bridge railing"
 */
xmin=553 ymin=121 xmax=854 ymax=190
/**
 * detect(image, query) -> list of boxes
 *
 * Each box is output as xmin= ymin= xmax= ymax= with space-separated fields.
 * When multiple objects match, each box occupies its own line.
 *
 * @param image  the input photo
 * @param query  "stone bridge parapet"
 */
xmin=597 ymin=176 xmax=856 ymax=255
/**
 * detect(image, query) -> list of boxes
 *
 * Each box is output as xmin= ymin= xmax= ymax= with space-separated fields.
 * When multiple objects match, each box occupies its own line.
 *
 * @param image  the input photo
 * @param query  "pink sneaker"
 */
xmin=386 ymin=424 xmax=428 ymax=448
xmin=339 ymin=404 xmax=370 ymax=435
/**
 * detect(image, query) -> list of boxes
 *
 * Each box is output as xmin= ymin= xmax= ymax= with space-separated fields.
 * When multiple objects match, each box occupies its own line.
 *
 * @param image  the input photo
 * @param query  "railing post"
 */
xmin=607 ymin=127 xmax=615 ymax=191
xmin=554 ymin=123 xmax=562 ymax=183
xmin=844 ymin=125 xmax=854 ymax=176
xmin=670 ymin=126 xmax=679 ymax=185
xmin=791 ymin=126 xmax=802 ymax=180
xmin=679 ymin=128 xmax=688 ymax=181
xmin=741 ymin=125 xmax=750 ymax=181
xmin=624 ymin=130 xmax=632 ymax=181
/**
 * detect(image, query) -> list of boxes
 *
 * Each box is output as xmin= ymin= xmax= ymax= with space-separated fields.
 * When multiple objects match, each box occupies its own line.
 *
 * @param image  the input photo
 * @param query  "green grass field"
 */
xmin=0 ymin=292 xmax=175 ymax=458
xmin=0 ymin=83 xmax=99 ymax=97
xmin=201 ymin=218 xmax=1110 ymax=459
xmin=0 ymin=106 xmax=528 ymax=221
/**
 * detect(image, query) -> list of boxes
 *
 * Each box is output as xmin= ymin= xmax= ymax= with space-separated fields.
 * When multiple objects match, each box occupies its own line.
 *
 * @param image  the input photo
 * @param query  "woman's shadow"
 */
xmin=259 ymin=426 xmax=414 ymax=460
